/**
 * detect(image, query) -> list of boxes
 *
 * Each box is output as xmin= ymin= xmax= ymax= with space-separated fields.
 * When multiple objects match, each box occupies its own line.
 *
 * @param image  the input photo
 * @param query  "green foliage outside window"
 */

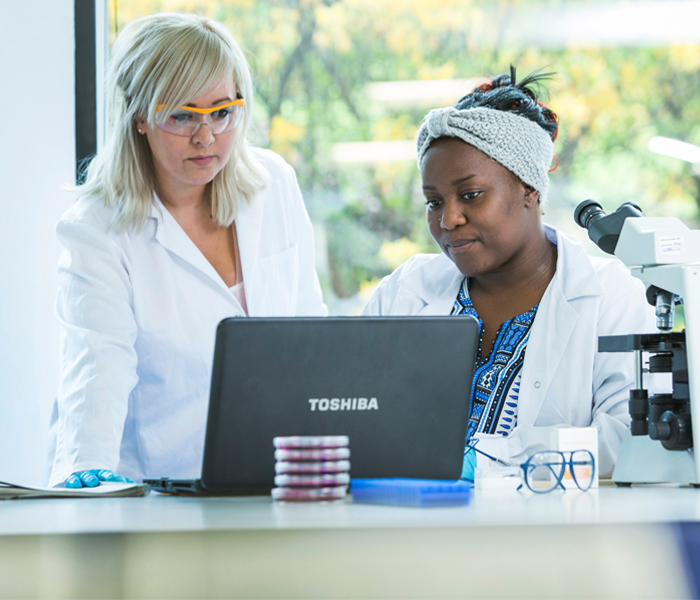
xmin=111 ymin=0 xmax=700 ymax=312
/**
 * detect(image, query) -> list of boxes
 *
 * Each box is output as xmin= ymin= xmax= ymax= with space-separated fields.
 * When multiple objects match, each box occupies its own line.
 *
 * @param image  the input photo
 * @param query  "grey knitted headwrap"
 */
xmin=416 ymin=106 xmax=554 ymax=205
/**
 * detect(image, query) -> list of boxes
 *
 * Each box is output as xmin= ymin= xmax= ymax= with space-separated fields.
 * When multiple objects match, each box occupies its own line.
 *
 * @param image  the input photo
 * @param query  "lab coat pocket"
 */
xmin=258 ymin=245 xmax=299 ymax=316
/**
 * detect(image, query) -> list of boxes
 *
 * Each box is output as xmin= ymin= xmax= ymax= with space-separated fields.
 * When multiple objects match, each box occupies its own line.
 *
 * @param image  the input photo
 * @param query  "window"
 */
xmin=108 ymin=0 xmax=700 ymax=314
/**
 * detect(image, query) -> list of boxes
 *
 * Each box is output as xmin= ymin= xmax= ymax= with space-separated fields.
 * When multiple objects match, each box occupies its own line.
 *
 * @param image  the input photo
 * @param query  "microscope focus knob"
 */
xmin=629 ymin=389 xmax=649 ymax=436
xmin=649 ymin=411 xmax=693 ymax=451
xmin=649 ymin=420 xmax=671 ymax=441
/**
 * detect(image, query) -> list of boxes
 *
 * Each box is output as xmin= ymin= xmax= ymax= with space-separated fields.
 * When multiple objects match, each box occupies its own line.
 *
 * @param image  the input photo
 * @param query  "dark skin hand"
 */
xmin=422 ymin=137 xmax=558 ymax=355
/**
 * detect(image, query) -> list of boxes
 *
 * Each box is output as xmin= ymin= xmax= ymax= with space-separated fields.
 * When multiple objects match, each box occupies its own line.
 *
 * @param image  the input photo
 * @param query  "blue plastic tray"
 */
xmin=350 ymin=478 xmax=472 ymax=507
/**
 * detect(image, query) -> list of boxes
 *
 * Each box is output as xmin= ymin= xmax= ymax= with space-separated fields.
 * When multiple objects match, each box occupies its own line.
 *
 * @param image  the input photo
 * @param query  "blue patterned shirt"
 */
xmin=451 ymin=277 xmax=539 ymax=479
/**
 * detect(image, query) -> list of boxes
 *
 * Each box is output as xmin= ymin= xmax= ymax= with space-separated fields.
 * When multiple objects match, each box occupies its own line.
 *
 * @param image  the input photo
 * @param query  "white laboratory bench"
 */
xmin=0 ymin=485 xmax=696 ymax=599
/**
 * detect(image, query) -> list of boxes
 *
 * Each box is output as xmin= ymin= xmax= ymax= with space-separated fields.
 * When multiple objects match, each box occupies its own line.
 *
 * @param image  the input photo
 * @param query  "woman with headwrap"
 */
xmin=362 ymin=69 xmax=658 ymax=480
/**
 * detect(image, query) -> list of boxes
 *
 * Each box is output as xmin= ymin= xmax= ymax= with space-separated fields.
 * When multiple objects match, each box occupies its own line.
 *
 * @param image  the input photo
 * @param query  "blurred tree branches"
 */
xmin=113 ymin=0 xmax=700 ymax=300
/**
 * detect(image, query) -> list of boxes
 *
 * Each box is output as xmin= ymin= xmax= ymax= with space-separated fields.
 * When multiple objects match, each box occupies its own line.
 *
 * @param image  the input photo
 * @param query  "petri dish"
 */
xmin=273 ymin=436 xmax=349 ymax=449
xmin=274 ymin=473 xmax=351 ymax=487
xmin=272 ymin=486 xmax=348 ymax=501
xmin=275 ymin=460 xmax=351 ymax=474
xmin=275 ymin=448 xmax=350 ymax=462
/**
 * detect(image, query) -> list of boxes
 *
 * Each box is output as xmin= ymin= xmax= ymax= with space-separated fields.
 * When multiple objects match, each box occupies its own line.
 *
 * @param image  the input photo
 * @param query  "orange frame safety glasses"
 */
xmin=155 ymin=99 xmax=245 ymax=137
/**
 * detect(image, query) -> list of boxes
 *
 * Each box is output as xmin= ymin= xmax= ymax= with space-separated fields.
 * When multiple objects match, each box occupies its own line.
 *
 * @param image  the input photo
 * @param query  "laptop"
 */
xmin=145 ymin=316 xmax=479 ymax=495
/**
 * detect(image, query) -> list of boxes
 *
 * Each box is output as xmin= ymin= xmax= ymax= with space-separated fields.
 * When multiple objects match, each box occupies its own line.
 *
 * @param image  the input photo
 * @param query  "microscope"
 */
xmin=575 ymin=200 xmax=700 ymax=485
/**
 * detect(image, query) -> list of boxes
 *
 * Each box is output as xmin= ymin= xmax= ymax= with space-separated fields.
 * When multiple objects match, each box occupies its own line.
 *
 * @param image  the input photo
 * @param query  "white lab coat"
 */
xmin=362 ymin=225 xmax=659 ymax=477
xmin=47 ymin=148 xmax=326 ymax=487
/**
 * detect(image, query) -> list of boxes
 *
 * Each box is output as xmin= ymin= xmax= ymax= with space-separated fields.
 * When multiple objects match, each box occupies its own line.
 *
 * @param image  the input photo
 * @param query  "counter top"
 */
xmin=3 ymin=483 xmax=700 ymax=537
xmin=2 ymin=484 xmax=697 ymax=599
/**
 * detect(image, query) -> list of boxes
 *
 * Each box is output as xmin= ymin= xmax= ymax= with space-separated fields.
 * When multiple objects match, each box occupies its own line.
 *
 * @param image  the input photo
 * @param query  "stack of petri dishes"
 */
xmin=272 ymin=435 xmax=350 ymax=502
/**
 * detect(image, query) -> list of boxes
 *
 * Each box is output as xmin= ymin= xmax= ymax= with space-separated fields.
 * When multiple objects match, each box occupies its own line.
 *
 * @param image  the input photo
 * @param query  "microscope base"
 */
xmin=613 ymin=429 xmax=699 ymax=485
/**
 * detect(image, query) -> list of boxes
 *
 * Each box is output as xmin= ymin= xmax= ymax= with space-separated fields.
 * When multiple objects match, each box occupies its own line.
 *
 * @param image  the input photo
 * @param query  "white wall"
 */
xmin=0 ymin=1 xmax=75 ymax=484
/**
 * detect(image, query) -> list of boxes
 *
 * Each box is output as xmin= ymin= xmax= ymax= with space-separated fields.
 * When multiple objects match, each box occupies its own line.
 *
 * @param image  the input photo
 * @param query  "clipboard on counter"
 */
xmin=0 ymin=480 xmax=150 ymax=500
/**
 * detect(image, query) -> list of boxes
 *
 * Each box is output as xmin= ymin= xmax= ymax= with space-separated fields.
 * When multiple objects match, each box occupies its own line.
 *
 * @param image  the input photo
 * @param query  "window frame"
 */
xmin=74 ymin=0 xmax=108 ymax=183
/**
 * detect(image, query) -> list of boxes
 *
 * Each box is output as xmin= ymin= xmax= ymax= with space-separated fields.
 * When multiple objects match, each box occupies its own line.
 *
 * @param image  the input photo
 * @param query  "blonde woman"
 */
xmin=47 ymin=13 xmax=326 ymax=488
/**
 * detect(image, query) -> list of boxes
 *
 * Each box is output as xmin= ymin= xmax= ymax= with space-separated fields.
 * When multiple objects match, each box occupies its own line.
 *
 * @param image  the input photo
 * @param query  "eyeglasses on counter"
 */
xmin=465 ymin=440 xmax=596 ymax=493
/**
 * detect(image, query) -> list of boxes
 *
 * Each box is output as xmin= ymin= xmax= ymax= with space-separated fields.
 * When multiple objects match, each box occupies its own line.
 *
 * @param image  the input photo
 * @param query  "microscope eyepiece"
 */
xmin=574 ymin=199 xmax=606 ymax=230
xmin=620 ymin=201 xmax=644 ymax=214
xmin=573 ymin=199 xmax=645 ymax=255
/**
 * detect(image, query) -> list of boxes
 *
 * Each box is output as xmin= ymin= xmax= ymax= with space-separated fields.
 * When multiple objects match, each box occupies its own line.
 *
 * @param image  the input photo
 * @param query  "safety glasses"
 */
xmin=155 ymin=99 xmax=245 ymax=137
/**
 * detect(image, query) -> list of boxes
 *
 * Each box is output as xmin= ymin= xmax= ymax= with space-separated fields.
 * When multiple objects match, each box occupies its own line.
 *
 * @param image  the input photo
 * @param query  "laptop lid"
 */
xmin=201 ymin=316 xmax=479 ymax=491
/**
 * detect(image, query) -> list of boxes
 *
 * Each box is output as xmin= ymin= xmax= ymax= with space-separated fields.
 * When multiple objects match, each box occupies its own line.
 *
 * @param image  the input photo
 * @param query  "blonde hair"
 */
xmin=80 ymin=12 xmax=269 ymax=229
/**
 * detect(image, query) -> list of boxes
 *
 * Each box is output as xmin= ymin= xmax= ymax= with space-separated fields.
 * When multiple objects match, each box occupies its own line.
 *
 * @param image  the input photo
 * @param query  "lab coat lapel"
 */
xmin=151 ymin=198 xmax=232 ymax=295
xmin=519 ymin=226 xmax=604 ymax=424
xmin=233 ymin=194 xmax=265 ymax=316
xmin=519 ymin=277 xmax=578 ymax=424
xmin=399 ymin=253 xmax=464 ymax=315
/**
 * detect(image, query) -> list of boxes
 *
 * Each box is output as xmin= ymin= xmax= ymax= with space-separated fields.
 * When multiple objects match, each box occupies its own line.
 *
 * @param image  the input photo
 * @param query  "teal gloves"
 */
xmin=461 ymin=447 xmax=478 ymax=482
xmin=65 ymin=469 xmax=134 ymax=488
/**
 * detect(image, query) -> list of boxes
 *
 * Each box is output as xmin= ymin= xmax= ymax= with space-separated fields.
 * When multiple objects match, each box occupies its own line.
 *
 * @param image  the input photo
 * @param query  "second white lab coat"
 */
xmin=48 ymin=148 xmax=326 ymax=487
xmin=362 ymin=225 xmax=660 ymax=476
